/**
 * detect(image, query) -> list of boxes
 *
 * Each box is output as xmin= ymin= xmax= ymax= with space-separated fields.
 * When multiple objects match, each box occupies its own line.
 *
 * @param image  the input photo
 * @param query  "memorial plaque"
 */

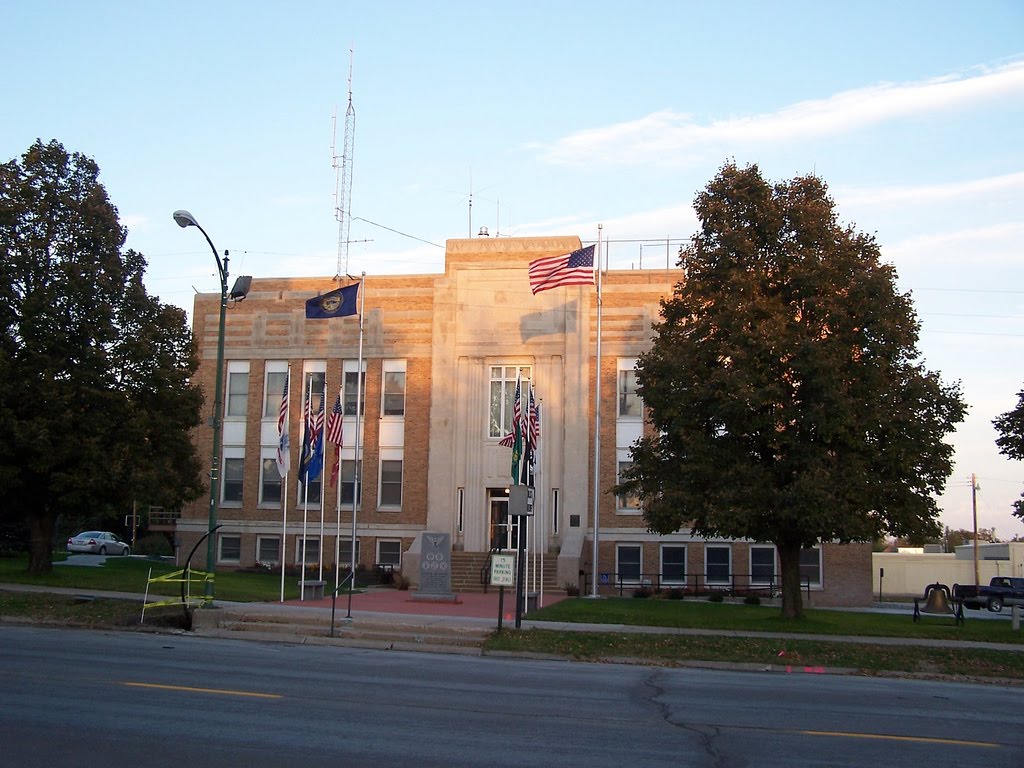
xmin=417 ymin=531 xmax=453 ymax=598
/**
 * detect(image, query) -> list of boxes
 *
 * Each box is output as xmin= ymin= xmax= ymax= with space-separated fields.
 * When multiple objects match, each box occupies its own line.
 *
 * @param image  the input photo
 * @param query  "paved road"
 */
xmin=2 ymin=625 xmax=1022 ymax=767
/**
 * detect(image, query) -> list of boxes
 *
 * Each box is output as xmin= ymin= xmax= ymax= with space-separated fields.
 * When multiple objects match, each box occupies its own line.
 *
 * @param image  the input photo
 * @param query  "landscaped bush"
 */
xmin=707 ymin=592 xmax=724 ymax=603
xmin=564 ymin=582 xmax=580 ymax=596
xmin=633 ymin=586 xmax=654 ymax=598
xmin=665 ymin=587 xmax=686 ymax=600
xmin=133 ymin=534 xmax=172 ymax=557
xmin=743 ymin=594 xmax=761 ymax=606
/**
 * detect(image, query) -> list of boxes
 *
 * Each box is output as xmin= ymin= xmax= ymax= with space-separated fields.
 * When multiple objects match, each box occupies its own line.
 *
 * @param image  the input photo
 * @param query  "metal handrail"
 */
xmin=577 ymin=569 xmax=813 ymax=599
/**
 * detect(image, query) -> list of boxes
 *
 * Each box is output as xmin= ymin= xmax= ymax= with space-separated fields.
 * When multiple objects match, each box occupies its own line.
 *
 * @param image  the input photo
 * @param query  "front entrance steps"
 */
xmin=448 ymin=551 xmax=564 ymax=594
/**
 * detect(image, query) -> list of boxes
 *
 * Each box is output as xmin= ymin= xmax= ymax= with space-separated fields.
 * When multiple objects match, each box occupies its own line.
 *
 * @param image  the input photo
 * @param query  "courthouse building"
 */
xmin=176 ymin=234 xmax=872 ymax=606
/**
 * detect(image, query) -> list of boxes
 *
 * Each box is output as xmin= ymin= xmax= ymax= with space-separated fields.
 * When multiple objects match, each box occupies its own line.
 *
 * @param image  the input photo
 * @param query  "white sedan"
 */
xmin=66 ymin=531 xmax=131 ymax=556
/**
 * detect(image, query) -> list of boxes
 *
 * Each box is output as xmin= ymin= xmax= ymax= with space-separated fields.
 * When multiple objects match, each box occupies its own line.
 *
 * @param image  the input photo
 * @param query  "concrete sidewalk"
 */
xmin=4 ymin=581 xmax=1023 ymax=653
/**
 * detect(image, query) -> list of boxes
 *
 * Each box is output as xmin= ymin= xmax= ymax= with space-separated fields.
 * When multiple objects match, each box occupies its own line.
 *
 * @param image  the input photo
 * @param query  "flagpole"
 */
xmin=318 ymin=375 xmax=326 ymax=583
xmin=280 ymin=367 xmax=291 ymax=603
xmin=537 ymin=398 xmax=544 ymax=608
xmin=301 ymin=374 xmax=312 ymax=600
xmin=334 ymin=386 xmax=344 ymax=598
xmin=280 ymin=472 xmax=288 ymax=602
xmin=347 ymin=273 xmax=366 ymax=618
xmin=590 ymin=224 xmax=603 ymax=598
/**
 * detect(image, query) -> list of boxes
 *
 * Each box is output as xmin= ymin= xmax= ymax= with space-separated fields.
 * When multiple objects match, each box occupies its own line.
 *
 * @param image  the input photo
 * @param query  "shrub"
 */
xmin=633 ymin=586 xmax=654 ymax=598
xmin=134 ymin=534 xmax=172 ymax=557
xmin=665 ymin=587 xmax=686 ymax=600
xmin=564 ymin=582 xmax=580 ymax=597
xmin=707 ymin=592 xmax=724 ymax=603
xmin=743 ymin=594 xmax=761 ymax=606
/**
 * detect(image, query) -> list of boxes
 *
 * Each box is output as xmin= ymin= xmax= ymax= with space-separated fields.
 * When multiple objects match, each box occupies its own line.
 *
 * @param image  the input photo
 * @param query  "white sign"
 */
xmin=490 ymin=554 xmax=515 ymax=587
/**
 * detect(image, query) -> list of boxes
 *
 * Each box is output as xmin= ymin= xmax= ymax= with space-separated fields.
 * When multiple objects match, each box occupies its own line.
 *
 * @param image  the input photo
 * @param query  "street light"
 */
xmin=172 ymin=209 xmax=233 ymax=600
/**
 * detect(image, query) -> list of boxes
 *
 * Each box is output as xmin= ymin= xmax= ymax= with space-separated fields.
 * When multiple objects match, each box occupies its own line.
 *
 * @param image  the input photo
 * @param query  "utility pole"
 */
xmin=972 ymin=473 xmax=980 ymax=586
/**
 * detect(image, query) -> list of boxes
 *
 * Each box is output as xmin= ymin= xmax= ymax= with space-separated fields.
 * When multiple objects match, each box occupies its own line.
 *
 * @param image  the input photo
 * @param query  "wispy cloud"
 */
xmin=837 ymin=171 xmax=1024 ymax=208
xmin=534 ymin=60 xmax=1024 ymax=168
xmin=886 ymin=222 xmax=1024 ymax=265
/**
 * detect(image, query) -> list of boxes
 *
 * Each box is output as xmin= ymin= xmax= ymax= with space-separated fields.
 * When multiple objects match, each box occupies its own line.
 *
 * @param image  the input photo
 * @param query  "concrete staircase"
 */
xmin=449 ymin=551 xmax=564 ymax=594
xmin=191 ymin=605 xmax=491 ymax=655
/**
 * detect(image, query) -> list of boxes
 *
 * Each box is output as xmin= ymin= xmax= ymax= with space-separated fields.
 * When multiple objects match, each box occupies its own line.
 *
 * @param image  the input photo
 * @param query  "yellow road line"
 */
xmin=801 ymin=730 xmax=999 ymax=748
xmin=122 ymin=682 xmax=281 ymax=699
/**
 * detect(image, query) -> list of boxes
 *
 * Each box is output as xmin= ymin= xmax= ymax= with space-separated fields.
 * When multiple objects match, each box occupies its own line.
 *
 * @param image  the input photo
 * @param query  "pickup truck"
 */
xmin=953 ymin=577 xmax=1024 ymax=612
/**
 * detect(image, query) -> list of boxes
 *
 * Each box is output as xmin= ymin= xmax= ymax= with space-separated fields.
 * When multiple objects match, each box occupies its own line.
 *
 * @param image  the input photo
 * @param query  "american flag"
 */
xmin=325 ymin=392 xmax=343 ymax=446
xmin=275 ymin=370 xmax=290 ymax=477
xmin=527 ymin=383 xmax=539 ymax=456
xmin=528 ymin=245 xmax=595 ymax=295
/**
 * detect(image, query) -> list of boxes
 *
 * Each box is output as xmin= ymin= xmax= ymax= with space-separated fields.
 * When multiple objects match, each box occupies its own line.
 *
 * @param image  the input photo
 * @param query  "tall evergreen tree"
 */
xmin=0 ymin=139 xmax=203 ymax=574
xmin=616 ymin=163 xmax=965 ymax=618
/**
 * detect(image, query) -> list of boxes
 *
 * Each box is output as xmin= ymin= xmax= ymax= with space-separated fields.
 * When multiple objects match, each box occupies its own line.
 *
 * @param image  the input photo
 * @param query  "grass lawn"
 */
xmin=485 ymin=629 xmax=1024 ymax=681
xmin=527 ymin=596 xmax=1024 ymax=645
xmin=5 ymin=554 xmax=1024 ymax=681
xmin=480 ymin=597 xmax=1024 ymax=681
xmin=0 ymin=553 xmax=305 ymax=602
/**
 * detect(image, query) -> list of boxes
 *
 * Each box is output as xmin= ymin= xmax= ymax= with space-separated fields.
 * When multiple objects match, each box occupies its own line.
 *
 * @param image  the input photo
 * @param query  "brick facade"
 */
xmin=177 ymin=235 xmax=872 ymax=606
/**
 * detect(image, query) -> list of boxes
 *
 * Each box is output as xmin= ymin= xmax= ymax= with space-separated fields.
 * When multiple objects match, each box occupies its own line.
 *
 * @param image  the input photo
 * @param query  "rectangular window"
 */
xmin=257 ymin=536 xmax=281 ymax=566
xmin=340 ymin=459 xmax=362 ymax=506
xmin=551 ymin=488 xmax=560 ymax=535
xmin=377 ymin=540 xmax=402 ymax=567
xmin=800 ymin=548 xmax=822 ymax=586
xmin=618 ymin=367 xmax=641 ymax=418
xmin=616 ymin=461 xmax=639 ymax=511
xmin=382 ymin=361 xmax=406 ymax=416
xmin=339 ymin=538 xmax=362 ymax=568
xmin=260 ymin=457 xmax=282 ymax=504
xmin=706 ymin=545 xmax=731 ymax=585
xmin=302 ymin=370 xmax=326 ymax=413
xmin=488 ymin=365 xmax=531 ymax=438
xmin=344 ymin=370 xmax=366 ymax=416
xmin=457 ymin=487 xmax=465 ymax=534
xmin=264 ymin=369 xmax=288 ymax=418
xmin=222 ymin=457 xmax=244 ymax=503
xmin=750 ymin=546 xmax=776 ymax=585
xmin=661 ymin=545 xmax=687 ymax=584
xmin=226 ymin=369 xmax=249 ymax=418
xmin=379 ymin=459 xmax=402 ymax=507
xmin=298 ymin=475 xmax=321 ymax=505
xmin=616 ymin=544 xmax=642 ymax=583
xmin=218 ymin=534 xmax=241 ymax=563
xmin=295 ymin=536 xmax=320 ymax=565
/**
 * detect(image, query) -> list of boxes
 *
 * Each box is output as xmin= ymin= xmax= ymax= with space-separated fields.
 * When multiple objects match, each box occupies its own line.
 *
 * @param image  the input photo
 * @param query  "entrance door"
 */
xmin=488 ymin=489 xmax=526 ymax=551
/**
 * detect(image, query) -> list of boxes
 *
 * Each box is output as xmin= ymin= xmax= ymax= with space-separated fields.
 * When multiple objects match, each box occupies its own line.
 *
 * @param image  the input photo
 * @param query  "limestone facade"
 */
xmin=177 ymin=234 xmax=871 ymax=606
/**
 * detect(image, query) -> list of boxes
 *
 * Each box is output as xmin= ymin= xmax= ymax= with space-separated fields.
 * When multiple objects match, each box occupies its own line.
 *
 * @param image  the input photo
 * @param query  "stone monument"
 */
xmin=412 ymin=531 xmax=457 ymax=602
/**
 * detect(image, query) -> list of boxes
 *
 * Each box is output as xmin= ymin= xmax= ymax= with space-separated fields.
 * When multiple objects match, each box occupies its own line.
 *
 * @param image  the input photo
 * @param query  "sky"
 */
xmin=4 ymin=1 xmax=1024 ymax=540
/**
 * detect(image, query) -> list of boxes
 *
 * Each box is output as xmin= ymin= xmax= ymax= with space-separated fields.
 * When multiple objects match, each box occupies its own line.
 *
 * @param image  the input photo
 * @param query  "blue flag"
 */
xmin=305 ymin=283 xmax=359 ymax=319
xmin=299 ymin=397 xmax=325 ymax=483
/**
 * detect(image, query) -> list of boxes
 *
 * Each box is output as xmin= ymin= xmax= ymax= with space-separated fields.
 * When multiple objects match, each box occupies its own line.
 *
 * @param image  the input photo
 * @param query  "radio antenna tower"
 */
xmin=332 ymin=49 xmax=356 ymax=279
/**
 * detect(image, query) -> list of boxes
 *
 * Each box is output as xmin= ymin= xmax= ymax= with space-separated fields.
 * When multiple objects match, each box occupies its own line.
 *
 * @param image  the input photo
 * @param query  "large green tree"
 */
xmin=993 ymin=390 xmax=1024 ymax=518
xmin=617 ymin=163 xmax=966 ymax=618
xmin=0 ymin=139 xmax=204 ymax=574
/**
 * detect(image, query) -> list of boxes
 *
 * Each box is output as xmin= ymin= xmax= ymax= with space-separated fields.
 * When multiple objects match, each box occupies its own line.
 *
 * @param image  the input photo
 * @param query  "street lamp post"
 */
xmin=174 ymin=209 xmax=228 ymax=600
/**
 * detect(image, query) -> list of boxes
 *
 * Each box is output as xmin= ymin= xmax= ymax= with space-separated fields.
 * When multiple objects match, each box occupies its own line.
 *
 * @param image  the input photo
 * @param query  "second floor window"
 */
xmin=618 ymin=368 xmax=641 ymax=418
xmin=226 ymin=370 xmax=249 ymax=418
xmin=489 ymin=365 xmax=530 ymax=438
xmin=383 ymin=369 xmax=406 ymax=416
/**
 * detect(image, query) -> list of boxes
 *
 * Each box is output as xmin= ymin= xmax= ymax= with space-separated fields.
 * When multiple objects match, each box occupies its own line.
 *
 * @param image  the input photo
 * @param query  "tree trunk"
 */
xmin=777 ymin=541 xmax=804 ymax=619
xmin=27 ymin=514 xmax=55 ymax=575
